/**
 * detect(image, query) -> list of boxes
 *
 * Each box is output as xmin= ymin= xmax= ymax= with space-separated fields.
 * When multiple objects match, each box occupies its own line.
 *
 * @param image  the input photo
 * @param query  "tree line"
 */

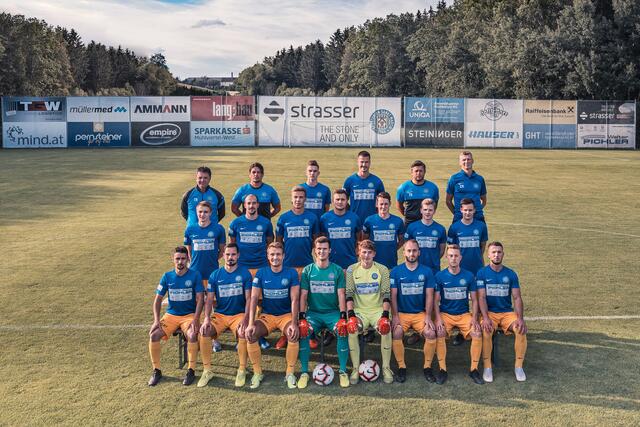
xmin=236 ymin=0 xmax=640 ymax=100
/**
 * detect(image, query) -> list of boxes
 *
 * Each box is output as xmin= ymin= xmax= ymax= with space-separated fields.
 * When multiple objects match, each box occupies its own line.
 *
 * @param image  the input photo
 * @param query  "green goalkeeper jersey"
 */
xmin=301 ymin=262 xmax=345 ymax=313
xmin=346 ymin=261 xmax=390 ymax=314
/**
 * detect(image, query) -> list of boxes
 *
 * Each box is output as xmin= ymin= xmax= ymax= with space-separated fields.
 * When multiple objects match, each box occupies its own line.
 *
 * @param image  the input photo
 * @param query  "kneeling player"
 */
xmin=390 ymin=240 xmax=436 ymax=383
xmin=198 ymin=243 xmax=253 ymax=387
xmin=433 ymin=245 xmax=486 ymax=385
xmin=148 ymin=246 xmax=204 ymax=386
xmin=298 ymin=236 xmax=350 ymax=388
xmin=345 ymin=240 xmax=393 ymax=384
xmin=245 ymin=242 xmax=301 ymax=389
xmin=477 ymin=242 xmax=527 ymax=382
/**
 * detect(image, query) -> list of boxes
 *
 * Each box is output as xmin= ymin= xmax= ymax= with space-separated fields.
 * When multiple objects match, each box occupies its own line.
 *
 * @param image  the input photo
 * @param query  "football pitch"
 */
xmin=1 ymin=147 xmax=639 ymax=426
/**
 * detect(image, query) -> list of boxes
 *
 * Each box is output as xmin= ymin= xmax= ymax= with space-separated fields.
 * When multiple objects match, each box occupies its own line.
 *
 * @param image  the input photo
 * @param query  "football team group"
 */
xmin=147 ymin=150 xmax=528 ymax=389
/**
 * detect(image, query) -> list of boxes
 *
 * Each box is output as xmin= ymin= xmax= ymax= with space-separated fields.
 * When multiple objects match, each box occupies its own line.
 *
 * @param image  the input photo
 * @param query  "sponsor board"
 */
xmin=523 ymin=124 xmax=576 ymax=149
xmin=577 ymin=101 xmax=636 ymax=148
xmin=2 ymin=97 xmax=66 ymax=122
xmin=130 ymin=97 xmax=190 ymax=122
xmin=190 ymin=121 xmax=254 ymax=146
xmin=67 ymin=97 xmax=130 ymax=122
xmin=3 ymin=122 xmax=67 ymax=148
xmin=523 ymin=100 xmax=576 ymax=148
xmin=258 ymin=96 xmax=401 ymax=146
xmin=67 ymin=122 xmax=130 ymax=147
xmin=191 ymin=96 xmax=254 ymax=121
xmin=131 ymin=122 xmax=189 ymax=147
xmin=464 ymin=99 xmax=523 ymax=148
xmin=404 ymin=122 xmax=464 ymax=147
xmin=404 ymin=97 xmax=464 ymax=123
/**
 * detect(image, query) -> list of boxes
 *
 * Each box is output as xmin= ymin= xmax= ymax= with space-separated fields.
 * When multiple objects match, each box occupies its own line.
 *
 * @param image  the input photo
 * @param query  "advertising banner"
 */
xmin=67 ymin=122 xmax=130 ymax=147
xmin=464 ymin=99 xmax=523 ymax=148
xmin=577 ymin=101 xmax=635 ymax=149
xmin=130 ymin=97 xmax=190 ymax=122
xmin=131 ymin=122 xmax=189 ymax=147
xmin=190 ymin=96 xmax=255 ymax=146
xmin=404 ymin=97 xmax=464 ymax=147
xmin=67 ymin=97 xmax=130 ymax=122
xmin=191 ymin=122 xmax=254 ymax=146
xmin=523 ymin=100 xmax=576 ymax=148
xmin=2 ymin=96 xmax=66 ymax=122
xmin=258 ymin=96 xmax=401 ymax=146
xmin=2 ymin=122 xmax=67 ymax=148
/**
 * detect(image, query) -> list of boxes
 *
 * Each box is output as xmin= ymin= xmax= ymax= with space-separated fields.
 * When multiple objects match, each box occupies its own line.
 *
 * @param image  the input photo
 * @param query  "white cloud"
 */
xmin=2 ymin=0 xmax=441 ymax=77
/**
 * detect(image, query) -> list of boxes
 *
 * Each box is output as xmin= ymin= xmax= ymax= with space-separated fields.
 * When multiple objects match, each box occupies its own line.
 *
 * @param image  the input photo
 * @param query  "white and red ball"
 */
xmin=312 ymin=363 xmax=335 ymax=386
xmin=358 ymin=359 xmax=380 ymax=382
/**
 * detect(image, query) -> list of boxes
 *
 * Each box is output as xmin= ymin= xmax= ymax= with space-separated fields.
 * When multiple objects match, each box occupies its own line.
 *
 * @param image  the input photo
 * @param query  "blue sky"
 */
xmin=2 ymin=0 xmax=441 ymax=78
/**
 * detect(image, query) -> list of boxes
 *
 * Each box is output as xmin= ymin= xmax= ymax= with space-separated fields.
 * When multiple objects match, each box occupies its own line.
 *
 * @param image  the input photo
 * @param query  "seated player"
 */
xmin=345 ymin=240 xmax=394 ymax=384
xmin=148 ymin=246 xmax=204 ymax=386
xmin=197 ymin=243 xmax=253 ymax=387
xmin=245 ymin=242 xmax=301 ymax=389
xmin=298 ymin=236 xmax=350 ymax=388
xmin=476 ymin=242 xmax=528 ymax=382
xmin=433 ymin=245 xmax=487 ymax=385
xmin=390 ymin=240 xmax=436 ymax=383
xmin=362 ymin=192 xmax=405 ymax=270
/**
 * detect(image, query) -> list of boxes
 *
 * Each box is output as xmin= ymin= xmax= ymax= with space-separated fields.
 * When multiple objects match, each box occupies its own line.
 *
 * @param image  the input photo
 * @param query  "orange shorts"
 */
xmin=398 ymin=312 xmax=426 ymax=333
xmin=249 ymin=268 xmax=259 ymax=277
xmin=212 ymin=312 xmax=245 ymax=337
xmin=160 ymin=313 xmax=194 ymax=340
xmin=294 ymin=266 xmax=304 ymax=281
xmin=487 ymin=311 xmax=519 ymax=335
xmin=257 ymin=313 xmax=292 ymax=335
xmin=441 ymin=312 xmax=475 ymax=339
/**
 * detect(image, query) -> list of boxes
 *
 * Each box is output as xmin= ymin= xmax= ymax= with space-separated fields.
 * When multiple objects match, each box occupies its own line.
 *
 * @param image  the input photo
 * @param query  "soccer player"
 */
xmin=446 ymin=151 xmax=487 ymax=222
xmin=433 ymin=245 xmax=486 ymax=385
xmin=184 ymin=201 xmax=226 ymax=285
xmin=476 ymin=242 xmax=528 ymax=382
xmin=231 ymin=162 xmax=281 ymax=220
xmin=342 ymin=151 xmax=385 ymax=223
xmin=300 ymin=160 xmax=331 ymax=219
xmin=362 ymin=192 xmax=405 ymax=270
xmin=396 ymin=160 xmax=440 ymax=225
xmin=180 ymin=166 xmax=225 ymax=226
xmin=447 ymin=198 xmax=488 ymax=275
xmin=228 ymin=194 xmax=274 ymax=274
xmin=148 ymin=246 xmax=204 ymax=386
xmin=345 ymin=240 xmax=393 ymax=384
xmin=319 ymin=188 xmax=363 ymax=269
xmin=297 ymin=236 xmax=350 ymax=388
xmin=245 ymin=242 xmax=301 ymax=389
xmin=404 ymin=198 xmax=447 ymax=274
xmin=198 ymin=243 xmax=253 ymax=387
xmin=390 ymin=240 xmax=436 ymax=383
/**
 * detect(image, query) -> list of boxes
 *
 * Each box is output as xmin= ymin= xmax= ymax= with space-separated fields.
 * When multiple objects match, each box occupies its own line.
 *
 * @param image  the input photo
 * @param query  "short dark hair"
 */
xmin=410 ymin=160 xmax=426 ymax=170
xmin=487 ymin=241 xmax=503 ymax=250
xmin=358 ymin=239 xmax=376 ymax=252
xmin=197 ymin=201 xmax=212 ymax=211
xmin=357 ymin=150 xmax=370 ymax=159
xmin=249 ymin=162 xmax=264 ymax=173
xmin=196 ymin=166 xmax=211 ymax=176
xmin=333 ymin=188 xmax=348 ymax=197
xmin=314 ymin=236 xmax=331 ymax=248
xmin=307 ymin=160 xmax=319 ymax=168
xmin=224 ymin=242 xmax=240 ymax=253
xmin=460 ymin=198 xmax=475 ymax=207
xmin=377 ymin=191 xmax=391 ymax=202
xmin=174 ymin=246 xmax=189 ymax=255
xmin=292 ymin=185 xmax=306 ymax=194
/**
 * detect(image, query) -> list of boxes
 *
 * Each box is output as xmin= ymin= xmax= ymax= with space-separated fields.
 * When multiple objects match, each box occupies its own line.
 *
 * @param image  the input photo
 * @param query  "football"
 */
xmin=312 ymin=363 xmax=335 ymax=386
xmin=358 ymin=359 xmax=380 ymax=382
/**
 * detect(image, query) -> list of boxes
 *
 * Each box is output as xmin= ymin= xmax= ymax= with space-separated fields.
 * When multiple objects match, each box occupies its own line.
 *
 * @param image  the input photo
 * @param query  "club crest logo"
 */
xmin=235 ymin=275 xmax=243 ymax=282
xmin=432 ymin=230 xmax=439 ymax=236
xmin=372 ymin=273 xmax=379 ymax=279
xmin=502 ymin=276 xmax=510 ymax=284
xmin=418 ymin=274 xmax=425 ymax=281
xmin=282 ymin=279 xmax=289 ymax=286
xmin=369 ymin=109 xmax=395 ymax=134
xmin=185 ymin=280 xmax=193 ymax=287
xmin=345 ymin=219 xmax=351 ymax=225
xmin=257 ymin=225 xmax=263 ymax=231
xmin=460 ymin=279 xmax=466 ymax=286
xmin=480 ymin=100 xmax=508 ymax=121
xmin=208 ymin=231 xmax=214 ymax=237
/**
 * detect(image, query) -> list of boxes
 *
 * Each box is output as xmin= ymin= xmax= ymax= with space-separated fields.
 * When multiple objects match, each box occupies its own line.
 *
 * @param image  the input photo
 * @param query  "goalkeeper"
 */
xmin=345 ymin=240 xmax=393 ymax=384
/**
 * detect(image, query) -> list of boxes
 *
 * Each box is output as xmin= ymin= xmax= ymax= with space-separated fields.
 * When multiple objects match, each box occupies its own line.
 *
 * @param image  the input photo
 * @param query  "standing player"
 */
xmin=390 ymin=240 xmax=436 ymax=383
xmin=198 ymin=243 xmax=253 ymax=387
xmin=297 ymin=237 xmax=350 ymax=388
xmin=228 ymin=194 xmax=274 ymax=274
xmin=404 ymin=198 xmax=447 ymax=274
xmin=476 ymin=242 xmax=528 ymax=382
xmin=447 ymin=198 xmax=488 ymax=276
xmin=245 ymin=242 xmax=301 ymax=389
xmin=362 ymin=192 xmax=405 ymax=270
xmin=181 ymin=166 xmax=225 ymax=226
xmin=231 ymin=162 xmax=281 ymax=220
xmin=433 ymin=245 xmax=487 ymax=385
xmin=319 ymin=188 xmax=363 ymax=270
xmin=184 ymin=201 xmax=226 ymax=285
xmin=300 ymin=160 xmax=331 ymax=220
xmin=343 ymin=151 xmax=385 ymax=223
xmin=147 ymin=246 xmax=204 ymax=386
xmin=345 ymin=240 xmax=394 ymax=384
xmin=446 ymin=151 xmax=487 ymax=222
xmin=396 ymin=160 xmax=440 ymax=226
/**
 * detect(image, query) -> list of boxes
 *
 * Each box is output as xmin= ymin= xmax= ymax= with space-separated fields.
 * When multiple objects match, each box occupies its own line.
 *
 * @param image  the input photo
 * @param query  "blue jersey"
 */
xmin=363 ymin=214 xmax=405 ymax=269
xmin=320 ymin=210 xmax=362 ymax=269
xmin=156 ymin=269 xmax=204 ymax=316
xmin=232 ymin=183 xmax=281 ymax=219
xmin=475 ymin=265 xmax=520 ymax=313
xmin=447 ymin=220 xmax=488 ymax=275
xmin=342 ymin=173 xmax=385 ymax=222
xmin=228 ymin=215 xmax=273 ymax=269
xmin=207 ymin=266 xmax=253 ymax=316
xmin=181 ymin=186 xmax=225 ymax=227
xmin=300 ymin=182 xmax=331 ymax=219
xmin=184 ymin=222 xmax=226 ymax=279
xmin=252 ymin=267 xmax=300 ymax=316
xmin=390 ymin=263 xmax=435 ymax=314
xmin=434 ymin=268 xmax=476 ymax=315
xmin=404 ymin=220 xmax=447 ymax=273
xmin=276 ymin=210 xmax=320 ymax=267
xmin=446 ymin=170 xmax=487 ymax=221
xmin=396 ymin=180 xmax=440 ymax=224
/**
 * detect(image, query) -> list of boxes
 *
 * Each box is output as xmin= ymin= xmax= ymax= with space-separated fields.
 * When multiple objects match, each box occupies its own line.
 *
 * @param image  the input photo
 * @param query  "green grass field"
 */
xmin=1 ymin=148 xmax=639 ymax=426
